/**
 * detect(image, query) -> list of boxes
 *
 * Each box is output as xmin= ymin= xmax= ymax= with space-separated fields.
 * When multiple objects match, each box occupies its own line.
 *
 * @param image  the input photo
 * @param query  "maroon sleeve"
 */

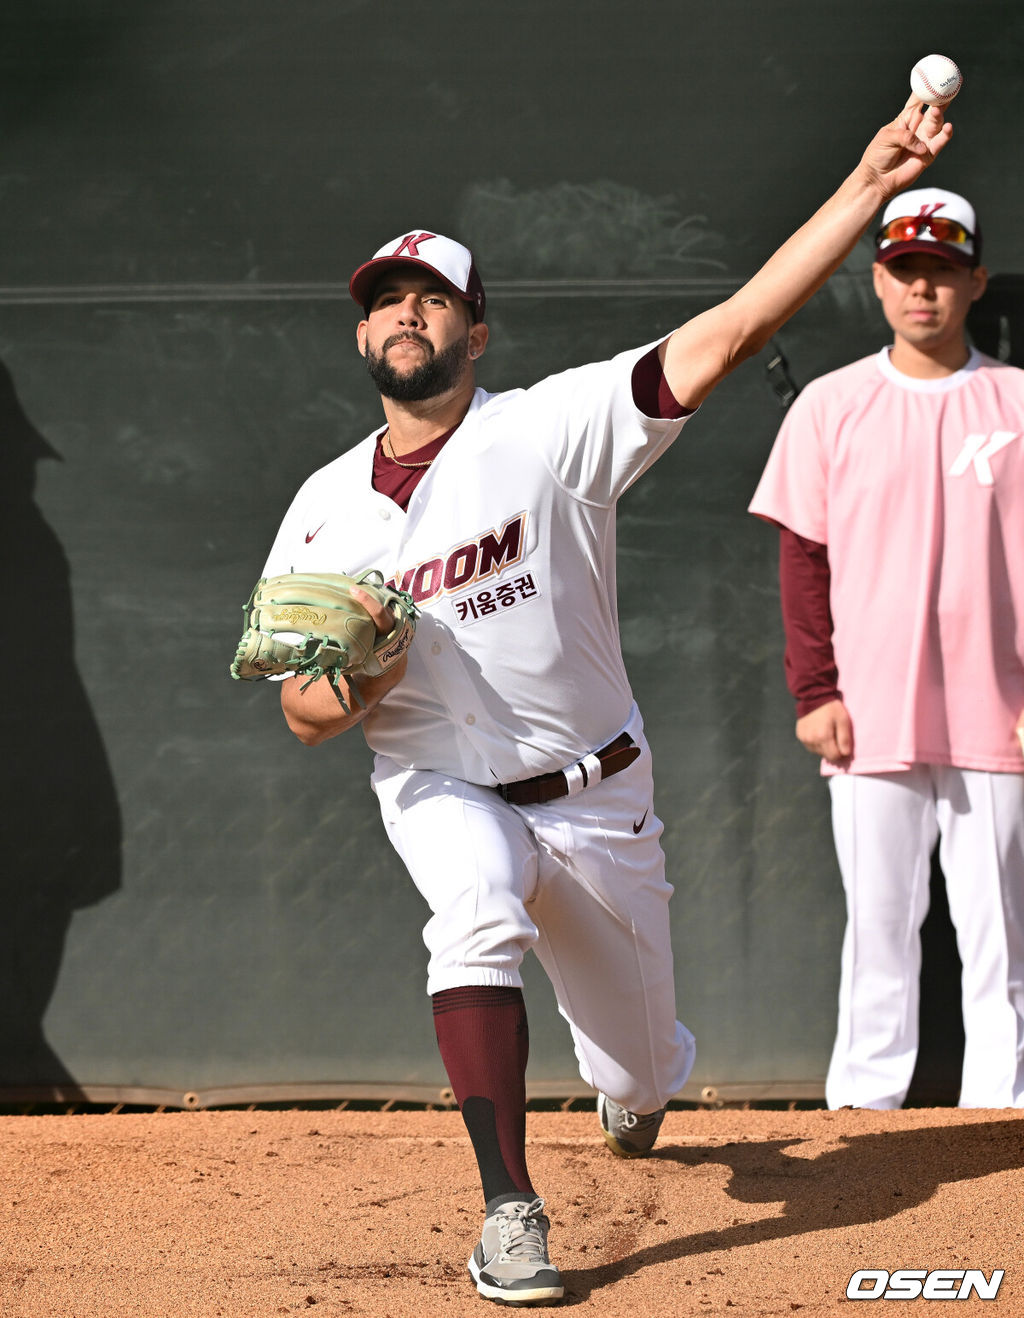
xmin=778 ymin=527 xmax=842 ymax=717
xmin=630 ymin=346 xmax=693 ymax=419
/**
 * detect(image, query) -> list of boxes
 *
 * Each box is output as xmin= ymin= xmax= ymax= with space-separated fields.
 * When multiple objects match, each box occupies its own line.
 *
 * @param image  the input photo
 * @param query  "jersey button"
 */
xmin=465 ymin=714 xmax=476 ymax=725
xmin=431 ymin=641 xmax=442 ymax=655
xmin=378 ymin=508 xmax=391 ymax=520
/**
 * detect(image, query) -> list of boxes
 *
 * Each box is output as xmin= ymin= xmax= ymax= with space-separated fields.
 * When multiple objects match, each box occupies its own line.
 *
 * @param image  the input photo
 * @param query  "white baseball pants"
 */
xmin=370 ymin=709 xmax=696 ymax=1114
xmin=827 ymin=766 xmax=1024 ymax=1110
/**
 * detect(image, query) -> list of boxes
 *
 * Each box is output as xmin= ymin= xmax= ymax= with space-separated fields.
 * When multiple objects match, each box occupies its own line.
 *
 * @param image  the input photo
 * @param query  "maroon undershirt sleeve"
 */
xmin=778 ymin=526 xmax=842 ymax=717
xmin=630 ymin=346 xmax=693 ymax=419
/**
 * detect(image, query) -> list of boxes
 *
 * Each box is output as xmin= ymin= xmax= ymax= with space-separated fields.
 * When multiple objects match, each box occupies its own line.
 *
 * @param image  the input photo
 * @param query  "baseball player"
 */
xmin=254 ymin=102 xmax=949 ymax=1304
xmin=749 ymin=185 xmax=1024 ymax=1112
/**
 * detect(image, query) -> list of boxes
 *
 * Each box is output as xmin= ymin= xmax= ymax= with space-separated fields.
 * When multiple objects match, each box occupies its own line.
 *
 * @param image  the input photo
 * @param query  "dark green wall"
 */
xmin=2 ymin=0 xmax=1020 ymax=1105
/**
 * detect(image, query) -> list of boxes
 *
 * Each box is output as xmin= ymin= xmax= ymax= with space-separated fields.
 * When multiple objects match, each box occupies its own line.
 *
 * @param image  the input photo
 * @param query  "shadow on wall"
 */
xmin=0 ymin=359 xmax=122 ymax=1094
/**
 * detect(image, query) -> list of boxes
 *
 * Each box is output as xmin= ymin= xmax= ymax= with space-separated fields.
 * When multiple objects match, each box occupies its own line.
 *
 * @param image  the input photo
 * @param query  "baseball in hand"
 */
xmin=910 ymin=54 xmax=963 ymax=107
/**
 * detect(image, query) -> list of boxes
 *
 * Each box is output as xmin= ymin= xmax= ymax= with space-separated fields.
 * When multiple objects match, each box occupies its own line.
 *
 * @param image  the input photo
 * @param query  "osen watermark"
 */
xmin=847 ymin=1269 xmax=1004 ymax=1301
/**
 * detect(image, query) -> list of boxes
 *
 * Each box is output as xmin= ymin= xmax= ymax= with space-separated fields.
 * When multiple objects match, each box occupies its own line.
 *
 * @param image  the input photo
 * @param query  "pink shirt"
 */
xmin=749 ymin=347 xmax=1024 ymax=775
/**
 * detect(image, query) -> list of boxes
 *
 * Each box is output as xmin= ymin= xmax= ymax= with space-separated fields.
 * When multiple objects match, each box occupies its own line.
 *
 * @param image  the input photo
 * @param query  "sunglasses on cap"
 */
xmin=877 ymin=215 xmax=973 ymax=246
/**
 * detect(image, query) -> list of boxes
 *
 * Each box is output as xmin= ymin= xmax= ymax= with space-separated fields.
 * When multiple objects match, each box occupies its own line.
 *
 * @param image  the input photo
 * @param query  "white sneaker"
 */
xmin=467 ymin=1197 xmax=564 ymax=1306
xmin=597 ymin=1092 xmax=666 ymax=1157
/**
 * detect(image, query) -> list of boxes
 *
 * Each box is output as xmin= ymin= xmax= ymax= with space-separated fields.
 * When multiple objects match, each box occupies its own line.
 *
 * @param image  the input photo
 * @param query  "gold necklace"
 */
xmin=384 ymin=430 xmax=434 ymax=469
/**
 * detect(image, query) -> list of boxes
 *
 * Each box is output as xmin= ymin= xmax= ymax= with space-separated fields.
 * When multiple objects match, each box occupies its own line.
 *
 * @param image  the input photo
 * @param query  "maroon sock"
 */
xmin=432 ymin=985 xmax=534 ymax=1205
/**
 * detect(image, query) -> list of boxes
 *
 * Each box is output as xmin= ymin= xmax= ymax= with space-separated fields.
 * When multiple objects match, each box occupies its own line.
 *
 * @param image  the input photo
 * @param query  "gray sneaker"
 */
xmin=468 ymin=1196 xmax=564 ymax=1306
xmin=597 ymin=1092 xmax=666 ymax=1157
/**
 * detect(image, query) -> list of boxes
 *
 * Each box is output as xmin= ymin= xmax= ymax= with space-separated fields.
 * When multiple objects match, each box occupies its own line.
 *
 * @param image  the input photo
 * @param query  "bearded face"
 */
xmin=364 ymin=331 xmax=470 ymax=402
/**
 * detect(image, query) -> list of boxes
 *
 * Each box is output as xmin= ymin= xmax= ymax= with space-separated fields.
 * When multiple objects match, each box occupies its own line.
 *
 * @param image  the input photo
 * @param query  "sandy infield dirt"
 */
xmin=1 ymin=1105 xmax=1021 ymax=1317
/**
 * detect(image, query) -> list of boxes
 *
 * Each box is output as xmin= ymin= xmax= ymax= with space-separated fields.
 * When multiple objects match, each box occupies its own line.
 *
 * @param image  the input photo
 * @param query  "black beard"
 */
xmin=364 ymin=334 xmax=468 ymax=402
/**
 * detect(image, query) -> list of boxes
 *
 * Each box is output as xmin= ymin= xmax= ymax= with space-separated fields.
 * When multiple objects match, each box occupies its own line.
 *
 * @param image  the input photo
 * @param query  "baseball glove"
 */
xmin=230 ymin=569 xmax=418 ymax=710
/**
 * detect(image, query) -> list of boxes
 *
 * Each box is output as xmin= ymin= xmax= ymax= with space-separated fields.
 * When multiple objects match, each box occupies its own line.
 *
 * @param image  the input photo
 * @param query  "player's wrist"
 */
xmin=795 ymin=691 xmax=843 ymax=720
xmin=836 ymin=161 xmax=892 ymax=218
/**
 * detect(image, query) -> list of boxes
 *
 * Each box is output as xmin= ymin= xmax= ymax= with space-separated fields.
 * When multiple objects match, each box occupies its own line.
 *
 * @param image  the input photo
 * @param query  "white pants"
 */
xmin=370 ymin=709 xmax=695 ymax=1114
xmin=827 ymin=766 xmax=1024 ymax=1109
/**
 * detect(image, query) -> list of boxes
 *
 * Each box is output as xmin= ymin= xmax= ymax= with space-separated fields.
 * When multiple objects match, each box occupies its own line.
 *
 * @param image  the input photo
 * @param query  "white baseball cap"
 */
xmin=875 ymin=187 xmax=980 ymax=267
xmin=349 ymin=230 xmax=486 ymax=321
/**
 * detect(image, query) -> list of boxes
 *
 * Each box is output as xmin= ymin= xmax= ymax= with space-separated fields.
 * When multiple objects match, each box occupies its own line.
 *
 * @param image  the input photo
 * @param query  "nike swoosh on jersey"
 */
xmin=305 ymin=523 xmax=325 ymax=543
xmin=632 ymin=810 xmax=648 ymax=835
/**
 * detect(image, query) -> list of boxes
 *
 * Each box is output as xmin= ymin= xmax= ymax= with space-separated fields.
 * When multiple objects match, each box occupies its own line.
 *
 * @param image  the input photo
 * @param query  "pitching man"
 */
xmin=248 ymin=101 xmax=950 ymax=1303
xmin=750 ymin=186 xmax=1024 ymax=1110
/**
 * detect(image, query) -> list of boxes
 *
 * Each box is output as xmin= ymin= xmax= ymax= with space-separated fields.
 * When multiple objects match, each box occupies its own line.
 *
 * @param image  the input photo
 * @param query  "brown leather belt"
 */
xmin=496 ymin=732 xmax=640 ymax=807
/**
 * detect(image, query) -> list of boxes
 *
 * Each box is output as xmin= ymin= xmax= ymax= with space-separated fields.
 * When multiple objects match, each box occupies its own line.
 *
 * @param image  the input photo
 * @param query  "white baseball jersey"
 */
xmin=263 ymin=340 xmax=691 ymax=786
xmin=749 ymin=347 xmax=1024 ymax=775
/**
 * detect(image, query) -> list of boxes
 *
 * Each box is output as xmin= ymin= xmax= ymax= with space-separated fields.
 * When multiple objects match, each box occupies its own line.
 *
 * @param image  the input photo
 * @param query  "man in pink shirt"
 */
xmin=750 ymin=187 xmax=1024 ymax=1110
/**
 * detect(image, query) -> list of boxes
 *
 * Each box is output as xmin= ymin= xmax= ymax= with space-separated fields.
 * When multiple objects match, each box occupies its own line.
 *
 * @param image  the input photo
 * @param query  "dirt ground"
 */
xmin=1 ymin=1105 xmax=1021 ymax=1317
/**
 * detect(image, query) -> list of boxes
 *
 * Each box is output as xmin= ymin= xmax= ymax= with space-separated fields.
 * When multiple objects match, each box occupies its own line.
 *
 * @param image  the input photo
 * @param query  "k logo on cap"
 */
xmin=350 ymin=231 xmax=487 ymax=322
